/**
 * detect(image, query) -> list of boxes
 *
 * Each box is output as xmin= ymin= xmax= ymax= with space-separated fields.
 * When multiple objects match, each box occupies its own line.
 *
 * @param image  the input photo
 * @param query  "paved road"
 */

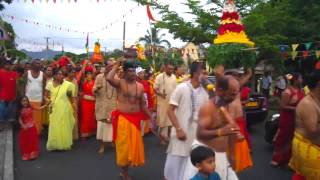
xmin=14 ymin=120 xmax=292 ymax=180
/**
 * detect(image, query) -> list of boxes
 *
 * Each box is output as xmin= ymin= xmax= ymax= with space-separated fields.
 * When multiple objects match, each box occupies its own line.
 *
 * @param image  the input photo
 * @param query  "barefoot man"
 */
xmin=289 ymin=70 xmax=320 ymax=180
xmin=184 ymin=76 xmax=241 ymax=180
xmin=107 ymin=59 xmax=152 ymax=180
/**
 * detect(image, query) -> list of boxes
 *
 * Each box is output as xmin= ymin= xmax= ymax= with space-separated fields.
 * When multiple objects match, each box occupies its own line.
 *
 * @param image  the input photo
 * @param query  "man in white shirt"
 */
xmin=164 ymin=62 xmax=209 ymax=180
xmin=25 ymin=59 xmax=45 ymax=134
xmin=262 ymin=72 xmax=272 ymax=99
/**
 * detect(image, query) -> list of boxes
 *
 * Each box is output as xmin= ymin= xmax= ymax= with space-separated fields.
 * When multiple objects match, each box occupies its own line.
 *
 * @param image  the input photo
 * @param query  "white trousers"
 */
xmin=183 ymin=140 xmax=238 ymax=180
xmin=164 ymin=154 xmax=188 ymax=180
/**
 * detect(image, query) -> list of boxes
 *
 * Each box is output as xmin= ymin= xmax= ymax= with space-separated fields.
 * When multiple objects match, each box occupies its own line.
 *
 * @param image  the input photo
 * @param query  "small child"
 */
xmin=18 ymin=96 xmax=45 ymax=161
xmin=190 ymin=146 xmax=221 ymax=180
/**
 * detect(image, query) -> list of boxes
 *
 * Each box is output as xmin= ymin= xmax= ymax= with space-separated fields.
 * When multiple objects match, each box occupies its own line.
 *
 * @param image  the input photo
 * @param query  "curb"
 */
xmin=0 ymin=124 xmax=14 ymax=180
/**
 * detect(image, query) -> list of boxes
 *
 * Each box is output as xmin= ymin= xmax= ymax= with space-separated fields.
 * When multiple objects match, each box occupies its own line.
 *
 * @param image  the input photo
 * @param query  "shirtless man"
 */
xmin=107 ymin=59 xmax=151 ymax=180
xmin=184 ymin=76 xmax=241 ymax=180
xmin=289 ymin=70 xmax=320 ymax=180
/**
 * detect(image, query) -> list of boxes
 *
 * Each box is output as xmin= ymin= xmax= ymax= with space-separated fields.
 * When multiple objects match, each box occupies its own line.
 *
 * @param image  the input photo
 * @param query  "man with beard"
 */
xmin=184 ymin=76 xmax=241 ymax=180
xmin=25 ymin=59 xmax=45 ymax=134
xmin=154 ymin=62 xmax=177 ymax=144
xmin=93 ymin=60 xmax=117 ymax=154
xmin=164 ymin=62 xmax=209 ymax=180
xmin=107 ymin=59 xmax=152 ymax=180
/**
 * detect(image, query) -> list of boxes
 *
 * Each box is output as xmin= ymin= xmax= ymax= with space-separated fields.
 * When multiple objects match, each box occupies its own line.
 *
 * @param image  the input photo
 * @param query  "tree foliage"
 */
xmin=139 ymin=26 xmax=171 ymax=48
xmin=134 ymin=0 xmax=320 ymax=73
xmin=0 ymin=0 xmax=11 ymax=11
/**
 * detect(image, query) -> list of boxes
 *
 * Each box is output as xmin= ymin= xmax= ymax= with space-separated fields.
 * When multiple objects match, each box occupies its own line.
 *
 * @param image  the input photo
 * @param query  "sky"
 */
xmin=1 ymin=0 xmax=212 ymax=54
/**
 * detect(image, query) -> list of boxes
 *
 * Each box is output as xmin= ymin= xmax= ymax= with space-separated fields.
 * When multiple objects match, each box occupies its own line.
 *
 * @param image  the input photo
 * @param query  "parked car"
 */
xmin=244 ymin=93 xmax=268 ymax=126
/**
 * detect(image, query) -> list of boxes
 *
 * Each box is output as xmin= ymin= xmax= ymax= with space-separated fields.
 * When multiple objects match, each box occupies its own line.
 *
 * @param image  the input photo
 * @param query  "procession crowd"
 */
xmin=0 ymin=55 xmax=319 ymax=180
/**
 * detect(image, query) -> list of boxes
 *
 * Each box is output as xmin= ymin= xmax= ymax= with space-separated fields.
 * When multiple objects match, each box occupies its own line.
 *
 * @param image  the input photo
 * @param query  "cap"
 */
xmin=135 ymin=66 xmax=145 ymax=75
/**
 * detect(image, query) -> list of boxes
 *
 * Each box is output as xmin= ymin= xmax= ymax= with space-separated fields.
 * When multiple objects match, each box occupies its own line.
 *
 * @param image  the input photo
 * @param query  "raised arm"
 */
xmin=239 ymin=68 xmax=252 ymax=87
xmin=107 ymin=60 xmax=121 ymax=88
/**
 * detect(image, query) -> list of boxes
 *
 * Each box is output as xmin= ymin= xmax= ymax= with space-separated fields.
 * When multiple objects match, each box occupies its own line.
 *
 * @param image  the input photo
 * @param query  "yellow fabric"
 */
xmin=116 ymin=115 xmax=145 ymax=167
xmin=304 ymin=86 xmax=310 ymax=95
xmin=289 ymin=132 xmax=320 ymax=180
xmin=46 ymin=81 xmax=75 ymax=151
xmin=214 ymin=31 xmax=255 ymax=47
xmin=234 ymin=140 xmax=253 ymax=173
xmin=30 ymin=101 xmax=43 ymax=134
xmin=221 ymin=19 xmax=242 ymax=25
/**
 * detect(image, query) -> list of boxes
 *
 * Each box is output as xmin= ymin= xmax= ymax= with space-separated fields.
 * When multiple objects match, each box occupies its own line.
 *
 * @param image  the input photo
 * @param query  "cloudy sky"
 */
xmin=2 ymin=0 xmax=212 ymax=54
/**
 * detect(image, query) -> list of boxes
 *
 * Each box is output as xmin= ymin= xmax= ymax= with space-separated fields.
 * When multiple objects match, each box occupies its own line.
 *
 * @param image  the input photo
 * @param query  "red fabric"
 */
xmin=315 ymin=61 xmax=320 ymax=70
xmin=236 ymin=117 xmax=251 ymax=149
xmin=221 ymin=12 xmax=240 ymax=21
xmin=0 ymin=69 xmax=18 ymax=101
xmin=19 ymin=108 xmax=39 ymax=160
xmin=292 ymin=174 xmax=306 ymax=180
xmin=218 ymin=23 xmax=244 ymax=35
xmin=138 ymin=80 xmax=155 ymax=109
xmin=111 ymin=110 xmax=148 ymax=141
xmin=85 ymin=66 xmax=94 ymax=72
xmin=58 ymin=56 xmax=70 ymax=67
xmin=240 ymin=87 xmax=251 ymax=102
xmin=272 ymin=88 xmax=304 ymax=165
xmin=146 ymin=4 xmax=156 ymax=21
xmin=80 ymin=81 xmax=96 ymax=137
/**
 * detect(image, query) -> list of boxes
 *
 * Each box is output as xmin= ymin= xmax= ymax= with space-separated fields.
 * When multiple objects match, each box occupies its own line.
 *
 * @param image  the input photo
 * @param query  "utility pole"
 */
xmin=122 ymin=21 xmax=126 ymax=51
xmin=103 ymin=47 xmax=107 ymax=56
xmin=45 ymin=37 xmax=50 ymax=60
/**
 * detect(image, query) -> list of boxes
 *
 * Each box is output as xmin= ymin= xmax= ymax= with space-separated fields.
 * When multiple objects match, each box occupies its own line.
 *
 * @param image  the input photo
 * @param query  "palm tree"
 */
xmin=138 ymin=27 xmax=171 ymax=48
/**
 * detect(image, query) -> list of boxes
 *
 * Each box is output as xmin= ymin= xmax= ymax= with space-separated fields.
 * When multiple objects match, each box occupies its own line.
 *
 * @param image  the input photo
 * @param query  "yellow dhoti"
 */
xmin=289 ymin=132 xmax=320 ymax=180
xmin=113 ymin=111 xmax=146 ymax=167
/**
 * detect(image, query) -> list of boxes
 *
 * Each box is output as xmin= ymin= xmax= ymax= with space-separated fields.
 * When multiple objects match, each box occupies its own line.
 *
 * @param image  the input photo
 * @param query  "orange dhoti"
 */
xmin=112 ymin=110 xmax=147 ymax=167
xmin=234 ymin=117 xmax=253 ymax=173
xmin=30 ymin=101 xmax=43 ymax=134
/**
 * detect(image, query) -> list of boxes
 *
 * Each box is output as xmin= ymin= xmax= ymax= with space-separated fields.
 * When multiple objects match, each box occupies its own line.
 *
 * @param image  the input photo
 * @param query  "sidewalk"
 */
xmin=0 ymin=124 xmax=14 ymax=180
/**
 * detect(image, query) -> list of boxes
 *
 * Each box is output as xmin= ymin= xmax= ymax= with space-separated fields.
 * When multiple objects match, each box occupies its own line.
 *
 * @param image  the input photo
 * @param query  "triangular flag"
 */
xmin=291 ymin=51 xmax=298 ymax=60
xmin=292 ymin=44 xmax=299 ymax=51
xmin=316 ymin=50 xmax=320 ymax=59
xmin=305 ymin=42 xmax=312 ymax=50
xmin=303 ymin=51 xmax=309 ymax=59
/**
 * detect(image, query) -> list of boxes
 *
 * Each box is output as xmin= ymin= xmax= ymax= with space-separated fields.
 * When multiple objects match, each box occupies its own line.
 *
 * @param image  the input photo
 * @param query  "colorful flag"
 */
xmin=305 ymin=42 xmax=312 ymax=50
xmin=315 ymin=50 xmax=320 ymax=59
xmin=292 ymin=44 xmax=299 ymax=51
xmin=291 ymin=51 xmax=298 ymax=60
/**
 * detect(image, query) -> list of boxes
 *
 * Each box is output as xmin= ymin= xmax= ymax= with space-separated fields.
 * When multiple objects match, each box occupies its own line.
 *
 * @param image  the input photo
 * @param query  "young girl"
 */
xmin=19 ymin=96 xmax=46 ymax=160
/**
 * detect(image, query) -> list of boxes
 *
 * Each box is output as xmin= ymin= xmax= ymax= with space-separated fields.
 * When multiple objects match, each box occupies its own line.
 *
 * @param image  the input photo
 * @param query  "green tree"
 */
xmin=135 ymin=0 xmax=320 ymax=73
xmin=1 ymin=20 xmax=16 ymax=49
xmin=0 ymin=0 xmax=11 ymax=10
xmin=138 ymin=26 xmax=171 ymax=48
xmin=6 ymin=49 xmax=29 ymax=61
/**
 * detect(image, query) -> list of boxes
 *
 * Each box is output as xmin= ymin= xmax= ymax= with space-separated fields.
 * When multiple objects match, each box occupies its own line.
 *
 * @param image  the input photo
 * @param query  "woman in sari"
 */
xmin=45 ymin=69 xmax=76 ymax=151
xmin=65 ymin=66 xmax=79 ymax=140
xmin=79 ymin=66 xmax=97 ymax=139
xmin=271 ymin=73 xmax=304 ymax=166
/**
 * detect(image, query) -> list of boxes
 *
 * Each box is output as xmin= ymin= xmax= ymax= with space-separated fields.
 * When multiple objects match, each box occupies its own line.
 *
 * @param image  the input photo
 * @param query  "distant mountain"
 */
xmin=20 ymin=49 xmax=62 ymax=59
